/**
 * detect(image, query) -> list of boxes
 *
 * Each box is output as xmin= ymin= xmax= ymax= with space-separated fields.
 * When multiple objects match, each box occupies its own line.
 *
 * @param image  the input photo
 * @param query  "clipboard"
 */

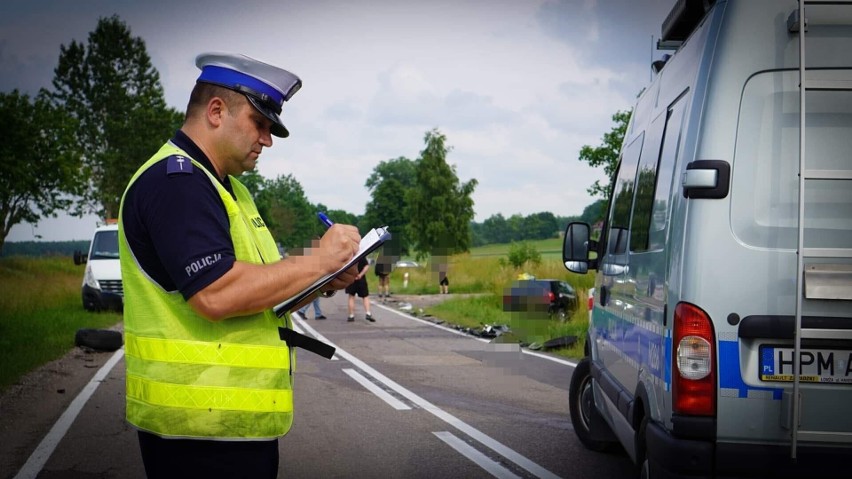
xmin=274 ymin=226 xmax=391 ymax=317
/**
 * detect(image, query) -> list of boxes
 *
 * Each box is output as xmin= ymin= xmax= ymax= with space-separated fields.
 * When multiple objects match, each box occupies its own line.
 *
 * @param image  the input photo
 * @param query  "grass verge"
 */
xmin=0 ymin=256 xmax=122 ymax=392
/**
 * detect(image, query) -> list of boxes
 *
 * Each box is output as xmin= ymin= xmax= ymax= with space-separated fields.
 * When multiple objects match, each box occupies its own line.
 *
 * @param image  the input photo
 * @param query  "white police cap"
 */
xmin=195 ymin=52 xmax=302 ymax=138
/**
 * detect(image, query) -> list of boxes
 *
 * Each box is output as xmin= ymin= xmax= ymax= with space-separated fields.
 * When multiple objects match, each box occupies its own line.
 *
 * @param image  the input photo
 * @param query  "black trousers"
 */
xmin=137 ymin=430 xmax=279 ymax=478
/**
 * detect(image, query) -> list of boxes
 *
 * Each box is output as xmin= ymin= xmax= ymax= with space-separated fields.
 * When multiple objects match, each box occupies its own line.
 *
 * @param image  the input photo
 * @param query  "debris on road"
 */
xmin=386 ymin=294 xmax=574 ymax=353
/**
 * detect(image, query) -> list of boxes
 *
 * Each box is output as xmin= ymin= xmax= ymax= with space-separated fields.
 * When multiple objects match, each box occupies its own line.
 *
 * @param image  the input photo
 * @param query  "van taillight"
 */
xmin=673 ymin=302 xmax=716 ymax=416
xmin=547 ymin=291 xmax=555 ymax=302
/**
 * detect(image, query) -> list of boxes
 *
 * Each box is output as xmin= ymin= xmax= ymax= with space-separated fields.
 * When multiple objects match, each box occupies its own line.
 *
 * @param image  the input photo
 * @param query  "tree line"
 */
xmin=3 ymin=199 xmax=606 ymax=258
xmin=470 ymin=199 xmax=605 ymax=247
xmin=2 ymin=240 xmax=89 ymax=258
xmin=2 ymin=14 xmax=629 ymax=259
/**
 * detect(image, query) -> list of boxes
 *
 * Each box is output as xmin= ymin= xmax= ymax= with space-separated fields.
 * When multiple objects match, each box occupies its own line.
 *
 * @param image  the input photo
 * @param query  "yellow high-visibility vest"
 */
xmin=118 ymin=142 xmax=293 ymax=439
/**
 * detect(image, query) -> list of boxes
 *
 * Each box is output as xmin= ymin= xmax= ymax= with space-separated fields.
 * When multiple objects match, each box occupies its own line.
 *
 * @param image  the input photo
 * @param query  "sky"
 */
xmin=2 ymin=0 xmax=675 ymax=242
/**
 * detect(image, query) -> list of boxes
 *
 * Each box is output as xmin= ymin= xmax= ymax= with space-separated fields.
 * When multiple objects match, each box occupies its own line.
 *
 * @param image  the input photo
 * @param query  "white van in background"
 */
xmin=74 ymin=221 xmax=122 ymax=312
xmin=563 ymin=0 xmax=852 ymax=477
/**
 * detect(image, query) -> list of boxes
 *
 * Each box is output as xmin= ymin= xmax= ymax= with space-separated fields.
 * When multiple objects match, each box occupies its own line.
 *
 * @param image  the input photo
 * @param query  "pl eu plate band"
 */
xmin=278 ymin=327 xmax=336 ymax=359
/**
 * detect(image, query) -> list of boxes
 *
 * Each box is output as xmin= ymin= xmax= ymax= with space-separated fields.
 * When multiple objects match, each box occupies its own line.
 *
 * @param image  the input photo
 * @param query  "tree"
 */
xmin=252 ymin=174 xmax=316 ymax=250
xmin=578 ymin=109 xmax=632 ymax=199
xmin=0 ymin=90 xmax=82 ymax=254
xmin=50 ymin=15 xmax=183 ymax=220
xmin=362 ymin=156 xmax=417 ymax=256
xmin=506 ymin=214 xmax=525 ymax=243
xmin=480 ymin=214 xmax=509 ymax=244
xmin=241 ymin=171 xmax=361 ymax=254
xmin=406 ymin=129 xmax=478 ymax=260
xmin=579 ymin=199 xmax=607 ymax=224
xmin=524 ymin=212 xmax=559 ymax=240
xmin=237 ymin=169 xmax=265 ymax=198
xmin=322 ymin=208 xmax=359 ymax=232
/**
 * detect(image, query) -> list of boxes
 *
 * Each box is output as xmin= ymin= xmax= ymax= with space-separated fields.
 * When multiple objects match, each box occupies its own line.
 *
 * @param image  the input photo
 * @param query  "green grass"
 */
xmin=0 ymin=256 xmax=122 ymax=392
xmin=469 ymin=238 xmax=563 ymax=259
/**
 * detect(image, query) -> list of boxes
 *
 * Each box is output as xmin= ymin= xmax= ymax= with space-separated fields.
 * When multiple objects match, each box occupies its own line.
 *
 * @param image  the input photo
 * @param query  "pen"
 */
xmin=317 ymin=212 xmax=334 ymax=229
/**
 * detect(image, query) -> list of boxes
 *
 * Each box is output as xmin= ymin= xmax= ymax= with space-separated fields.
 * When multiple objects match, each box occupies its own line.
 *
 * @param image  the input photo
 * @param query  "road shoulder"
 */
xmin=0 ymin=340 xmax=118 ymax=477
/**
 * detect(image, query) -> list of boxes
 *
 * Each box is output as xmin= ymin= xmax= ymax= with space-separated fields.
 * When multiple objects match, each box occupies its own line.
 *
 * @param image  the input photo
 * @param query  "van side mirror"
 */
xmin=73 ymin=250 xmax=87 ymax=265
xmin=563 ymin=222 xmax=596 ymax=274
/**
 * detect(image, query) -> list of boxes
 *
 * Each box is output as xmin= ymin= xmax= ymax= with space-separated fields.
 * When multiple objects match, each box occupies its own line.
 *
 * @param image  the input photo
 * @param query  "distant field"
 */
xmin=469 ymin=238 xmax=563 ymax=258
xmin=376 ymin=236 xmax=591 ymax=297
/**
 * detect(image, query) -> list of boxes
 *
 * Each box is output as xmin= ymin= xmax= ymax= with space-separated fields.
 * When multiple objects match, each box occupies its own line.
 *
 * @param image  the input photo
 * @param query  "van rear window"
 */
xmin=731 ymin=70 xmax=852 ymax=251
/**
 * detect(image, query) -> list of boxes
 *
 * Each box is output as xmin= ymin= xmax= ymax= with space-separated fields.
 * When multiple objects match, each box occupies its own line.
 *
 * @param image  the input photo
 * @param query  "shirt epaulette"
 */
xmin=166 ymin=155 xmax=193 ymax=175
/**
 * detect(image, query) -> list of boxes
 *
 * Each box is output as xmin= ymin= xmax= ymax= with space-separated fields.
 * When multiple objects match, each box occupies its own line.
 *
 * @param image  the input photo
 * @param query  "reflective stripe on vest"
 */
xmin=125 ymin=333 xmax=289 ymax=369
xmin=126 ymin=374 xmax=292 ymax=413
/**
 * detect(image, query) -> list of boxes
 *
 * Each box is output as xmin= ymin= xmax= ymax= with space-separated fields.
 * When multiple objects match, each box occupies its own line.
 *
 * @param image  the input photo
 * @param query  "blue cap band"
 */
xmin=197 ymin=65 xmax=284 ymax=106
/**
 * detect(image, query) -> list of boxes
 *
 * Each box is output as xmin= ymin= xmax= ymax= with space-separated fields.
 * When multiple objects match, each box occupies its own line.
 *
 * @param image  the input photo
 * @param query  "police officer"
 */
xmin=118 ymin=52 xmax=360 ymax=478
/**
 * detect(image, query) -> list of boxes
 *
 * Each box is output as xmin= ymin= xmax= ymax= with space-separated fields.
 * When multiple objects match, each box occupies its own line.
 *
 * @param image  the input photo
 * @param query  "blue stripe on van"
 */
xmin=593 ymin=308 xmax=669 ymax=388
xmin=718 ymin=340 xmax=782 ymax=400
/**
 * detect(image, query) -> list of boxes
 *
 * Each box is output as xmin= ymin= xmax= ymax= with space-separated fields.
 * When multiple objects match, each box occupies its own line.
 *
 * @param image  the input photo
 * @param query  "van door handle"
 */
xmin=682 ymin=160 xmax=730 ymax=199
xmin=599 ymin=285 xmax=609 ymax=306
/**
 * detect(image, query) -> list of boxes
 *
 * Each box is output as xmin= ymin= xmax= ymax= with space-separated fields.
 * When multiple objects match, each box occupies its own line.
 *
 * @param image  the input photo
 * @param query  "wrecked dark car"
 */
xmin=502 ymin=279 xmax=578 ymax=321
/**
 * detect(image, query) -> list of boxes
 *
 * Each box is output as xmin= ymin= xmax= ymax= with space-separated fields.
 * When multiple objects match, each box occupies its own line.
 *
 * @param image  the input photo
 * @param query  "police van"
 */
xmin=74 ymin=221 xmax=123 ymax=312
xmin=562 ymin=0 xmax=852 ymax=477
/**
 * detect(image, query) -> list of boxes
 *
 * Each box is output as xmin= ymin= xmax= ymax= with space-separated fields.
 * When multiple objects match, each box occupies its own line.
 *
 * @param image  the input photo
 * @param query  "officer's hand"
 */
xmin=327 ymin=264 xmax=358 ymax=290
xmin=317 ymin=224 xmax=360 ymax=272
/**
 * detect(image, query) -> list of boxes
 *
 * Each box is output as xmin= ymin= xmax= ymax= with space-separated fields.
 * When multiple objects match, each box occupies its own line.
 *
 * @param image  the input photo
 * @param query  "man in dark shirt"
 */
xmin=346 ymin=256 xmax=374 ymax=322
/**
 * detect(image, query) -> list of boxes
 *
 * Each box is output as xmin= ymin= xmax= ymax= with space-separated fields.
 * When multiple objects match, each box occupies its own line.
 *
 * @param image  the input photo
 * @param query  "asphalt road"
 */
xmin=1 ymin=295 xmax=634 ymax=479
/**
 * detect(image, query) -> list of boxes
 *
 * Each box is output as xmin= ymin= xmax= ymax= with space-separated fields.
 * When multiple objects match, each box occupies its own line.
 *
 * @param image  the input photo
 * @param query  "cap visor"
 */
xmin=246 ymin=95 xmax=289 ymax=138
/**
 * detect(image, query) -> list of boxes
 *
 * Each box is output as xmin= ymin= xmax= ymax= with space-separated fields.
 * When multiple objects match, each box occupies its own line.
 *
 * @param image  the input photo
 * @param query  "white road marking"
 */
xmin=297 ymin=317 xmax=562 ymax=479
xmin=14 ymin=348 xmax=125 ymax=479
xmin=433 ymin=431 xmax=521 ymax=479
xmin=342 ymin=368 xmax=411 ymax=410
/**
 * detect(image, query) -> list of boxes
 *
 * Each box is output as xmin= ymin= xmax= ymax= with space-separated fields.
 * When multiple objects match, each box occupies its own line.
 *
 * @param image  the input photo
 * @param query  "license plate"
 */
xmin=760 ymin=346 xmax=852 ymax=384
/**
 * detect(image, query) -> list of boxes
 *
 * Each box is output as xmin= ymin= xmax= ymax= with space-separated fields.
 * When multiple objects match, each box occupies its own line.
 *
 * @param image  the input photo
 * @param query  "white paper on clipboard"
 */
xmin=275 ymin=226 xmax=390 ymax=316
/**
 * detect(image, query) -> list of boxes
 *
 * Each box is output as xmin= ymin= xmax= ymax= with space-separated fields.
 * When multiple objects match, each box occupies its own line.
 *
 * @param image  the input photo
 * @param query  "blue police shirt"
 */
xmin=122 ymin=130 xmax=237 ymax=300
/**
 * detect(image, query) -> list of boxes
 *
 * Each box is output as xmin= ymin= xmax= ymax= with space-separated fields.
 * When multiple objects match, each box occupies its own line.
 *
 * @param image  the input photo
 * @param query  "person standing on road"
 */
xmin=374 ymin=254 xmax=392 ymax=302
xmin=118 ymin=52 xmax=360 ymax=479
xmin=298 ymin=296 xmax=327 ymax=320
xmin=346 ymin=256 xmax=374 ymax=322
xmin=439 ymin=270 xmax=449 ymax=294
xmin=435 ymin=258 xmax=449 ymax=294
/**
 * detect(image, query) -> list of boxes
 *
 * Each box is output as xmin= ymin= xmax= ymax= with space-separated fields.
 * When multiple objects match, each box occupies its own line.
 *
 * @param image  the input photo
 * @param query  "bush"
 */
xmin=504 ymin=242 xmax=542 ymax=269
